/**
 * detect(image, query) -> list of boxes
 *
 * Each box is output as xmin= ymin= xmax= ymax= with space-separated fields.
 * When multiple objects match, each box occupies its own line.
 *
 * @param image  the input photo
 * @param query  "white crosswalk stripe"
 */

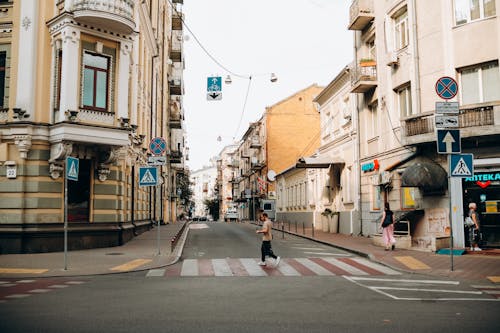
xmin=146 ymin=258 xmax=402 ymax=278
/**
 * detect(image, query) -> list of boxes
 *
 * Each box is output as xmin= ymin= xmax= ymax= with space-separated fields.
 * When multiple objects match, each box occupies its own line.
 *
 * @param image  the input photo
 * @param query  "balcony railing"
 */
xmin=170 ymin=30 xmax=183 ymax=62
xmin=172 ymin=11 xmax=183 ymax=30
xmin=169 ymin=150 xmax=183 ymax=163
xmin=403 ymin=114 xmax=434 ymax=137
xmin=71 ymin=0 xmax=135 ymax=34
xmin=169 ymin=109 xmax=182 ymax=129
xmin=350 ymin=64 xmax=377 ymax=93
xmin=250 ymin=136 xmax=262 ymax=149
xmin=459 ymin=106 xmax=494 ymax=127
xmin=348 ymin=0 xmax=374 ymax=31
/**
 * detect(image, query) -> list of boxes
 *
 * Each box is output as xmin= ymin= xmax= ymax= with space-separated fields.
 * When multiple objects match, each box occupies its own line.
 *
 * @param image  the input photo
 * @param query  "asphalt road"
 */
xmin=1 ymin=222 xmax=499 ymax=333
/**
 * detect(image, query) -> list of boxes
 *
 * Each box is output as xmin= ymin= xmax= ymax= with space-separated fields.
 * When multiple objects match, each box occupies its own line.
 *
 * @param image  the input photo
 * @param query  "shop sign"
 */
xmin=464 ymin=172 xmax=500 ymax=189
xmin=361 ymin=159 xmax=379 ymax=172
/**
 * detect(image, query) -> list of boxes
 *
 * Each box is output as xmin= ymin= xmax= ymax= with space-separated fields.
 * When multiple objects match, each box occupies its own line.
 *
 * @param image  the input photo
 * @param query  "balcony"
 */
xmin=169 ymin=78 xmax=183 ymax=96
xmin=169 ymin=107 xmax=182 ymax=129
xmin=348 ymin=0 xmax=374 ymax=31
xmin=227 ymin=159 xmax=239 ymax=168
xmin=172 ymin=11 xmax=183 ymax=30
xmin=169 ymin=150 xmax=183 ymax=164
xmin=70 ymin=0 xmax=135 ymax=34
xmin=350 ymin=63 xmax=377 ymax=93
xmin=250 ymin=136 xmax=262 ymax=149
xmin=170 ymin=30 xmax=183 ymax=62
xmin=251 ymin=161 xmax=265 ymax=171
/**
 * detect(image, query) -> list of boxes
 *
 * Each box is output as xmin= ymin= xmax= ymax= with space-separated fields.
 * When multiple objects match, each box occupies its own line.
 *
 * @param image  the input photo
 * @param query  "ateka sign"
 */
xmin=465 ymin=172 xmax=500 ymax=189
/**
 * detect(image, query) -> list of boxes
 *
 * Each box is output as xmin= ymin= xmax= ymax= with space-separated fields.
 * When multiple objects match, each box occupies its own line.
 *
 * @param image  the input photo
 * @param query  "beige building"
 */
xmin=0 ymin=0 xmax=187 ymax=253
xmin=349 ymin=0 xmax=500 ymax=249
xmin=226 ymin=84 xmax=323 ymax=221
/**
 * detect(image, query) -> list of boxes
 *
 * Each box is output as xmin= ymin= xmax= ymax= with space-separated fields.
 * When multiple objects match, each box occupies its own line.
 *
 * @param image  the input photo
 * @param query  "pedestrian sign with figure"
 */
xmin=139 ymin=167 xmax=158 ymax=186
xmin=450 ymin=154 xmax=474 ymax=178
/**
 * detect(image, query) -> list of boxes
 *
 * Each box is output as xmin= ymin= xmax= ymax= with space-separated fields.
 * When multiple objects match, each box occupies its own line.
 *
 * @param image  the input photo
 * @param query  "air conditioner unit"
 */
xmin=387 ymin=51 xmax=399 ymax=67
xmin=380 ymin=171 xmax=393 ymax=185
xmin=370 ymin=174 xmax=381 ymax=185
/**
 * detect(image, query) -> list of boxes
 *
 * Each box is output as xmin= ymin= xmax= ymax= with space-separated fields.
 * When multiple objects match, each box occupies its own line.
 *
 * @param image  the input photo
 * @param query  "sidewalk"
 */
xmin=0 ymin=222 xmax=189 ymax=279
xmin=270 ymin=222 xmax=500 ymax=284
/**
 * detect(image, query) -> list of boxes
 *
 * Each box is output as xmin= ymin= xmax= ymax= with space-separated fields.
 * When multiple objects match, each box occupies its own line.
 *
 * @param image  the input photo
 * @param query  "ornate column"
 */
xmin=49 ymin=142 xmax=73 ymax=179
xmin=14 ymin=135 xmax=32 ymax=159
xmin=15 ymin=0 xmax=39 ymax=120
xmin=117 ymin=42 xmax=132 ymax=121
xmin=58 ymin=26 xmax=80 ymax=122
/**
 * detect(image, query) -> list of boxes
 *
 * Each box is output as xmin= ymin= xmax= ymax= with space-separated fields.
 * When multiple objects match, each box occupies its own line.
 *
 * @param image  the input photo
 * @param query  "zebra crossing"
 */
xmin=146 ymin=257 xmax=402 ymax=278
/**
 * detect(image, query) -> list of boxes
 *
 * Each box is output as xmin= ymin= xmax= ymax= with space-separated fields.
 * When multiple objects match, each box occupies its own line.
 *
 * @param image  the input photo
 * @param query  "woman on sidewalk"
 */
xmin=380 ymin=202 xmax=396 ymax=251
xmin=468 ymin=202 xmax=482 ymax=251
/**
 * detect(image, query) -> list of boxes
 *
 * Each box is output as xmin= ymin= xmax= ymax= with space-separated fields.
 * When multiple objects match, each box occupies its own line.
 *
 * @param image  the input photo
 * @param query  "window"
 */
xmin=460 ymin=61 xmax=500 ymax=105
xmin=82 ymin=52 xmax=109 ymax=111
xmin=397 ymin=85 xmax=413 ymax=118
xmin=394 ymin=9 xmax=409 ymax=50
xmin=366 ymin=103 xmax=378 ymax=140
xmin=401 ymin=187 xmax=417 ymax=209
xmin=454 ymin=0 xmax=496 ymax=25
xmin=371 ymin=185 xmax=381 ymax=211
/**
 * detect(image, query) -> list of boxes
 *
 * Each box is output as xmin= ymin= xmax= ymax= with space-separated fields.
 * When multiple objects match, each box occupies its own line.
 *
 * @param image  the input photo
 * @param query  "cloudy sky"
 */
xmin=182 ymin=0 xmax=353 ymax=171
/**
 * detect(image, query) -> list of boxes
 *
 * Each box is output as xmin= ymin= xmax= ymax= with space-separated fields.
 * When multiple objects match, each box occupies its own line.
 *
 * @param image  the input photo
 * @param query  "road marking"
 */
xmin=110 ymin=259 xmax=152 ymax=272
xmin=351 ymin=277 xmax=458 ymax=285
xmin=295 ymin=258 xmax=334 ymax=276
xmin=212 ymin=259 xmax=233 ymax=276
xmin=304 ymin=251 xmax=351 ymax=256
xmin=350 ymin=258 xmax=401 ymax=275
xmin=189 ymin=223 xmax=209 ymax=230
xmin=375 ymin=286 xmax=482 ymax=295
xmin=0 ymin=268 xmax=48 ymax=274
xmin=487 ymin=276 xmax=500 ymax=283
xmin=239 ymin=258 xmax=267 ymax=276
xmin=5 ymin=294 xmax=31 ymax=299
xmin=146 ymin=269 xmax=166 ymax=277
xmin=394 ymin=256 xmax=430 ymax=270
xmin=322 ymin=258 xmax=367 ymax=275
xmin=180 ymin=259 xmax=199 ymax=276
xmin=30 ymin=289 xmax=51 ymax=293
xmin=276 ymin=260 xmax=301 ymax=276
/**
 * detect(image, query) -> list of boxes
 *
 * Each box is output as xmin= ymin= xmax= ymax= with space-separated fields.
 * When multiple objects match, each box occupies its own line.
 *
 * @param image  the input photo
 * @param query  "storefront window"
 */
xmin=371 ymin=185 xmax=381 ymax=211
xmin=401 ymin=187 xmax=417 ymax=209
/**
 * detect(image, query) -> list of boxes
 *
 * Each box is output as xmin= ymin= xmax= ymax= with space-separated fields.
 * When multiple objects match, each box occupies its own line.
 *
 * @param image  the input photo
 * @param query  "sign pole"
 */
xmin=157 ymin=183 xmax=161 ymax=255
xmin=447 ymin=154 xmax=454 ymax=271
xmin=64 ymin=160 xmax=68 ymax=270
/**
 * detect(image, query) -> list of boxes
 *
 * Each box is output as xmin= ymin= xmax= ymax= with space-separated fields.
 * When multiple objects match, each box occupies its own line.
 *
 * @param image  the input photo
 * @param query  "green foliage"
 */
xmin=204 ymin=197 xmax=219 ymax=220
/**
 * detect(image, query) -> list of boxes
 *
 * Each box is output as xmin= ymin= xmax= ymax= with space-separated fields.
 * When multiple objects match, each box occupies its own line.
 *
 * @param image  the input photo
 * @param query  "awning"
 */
xmin=401 ymin=162 xmax=448 ymax=192
xmin=295 ymin=155 xmax=345 ymax=169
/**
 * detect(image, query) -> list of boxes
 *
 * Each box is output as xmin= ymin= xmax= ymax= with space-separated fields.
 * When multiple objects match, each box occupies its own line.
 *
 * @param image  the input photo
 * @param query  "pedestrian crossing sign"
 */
xmin=66 ymin=156 xmax=79 ymax=181
xmin=450 ymin=154 xmax=474 ymax=178
xmin=139 ymin=167 xmax=158 ymax=186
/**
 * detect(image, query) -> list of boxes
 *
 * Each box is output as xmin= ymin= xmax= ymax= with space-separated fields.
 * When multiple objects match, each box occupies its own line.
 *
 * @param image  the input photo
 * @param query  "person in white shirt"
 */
xmin=256 ymin=213 xmax=280 ymax=267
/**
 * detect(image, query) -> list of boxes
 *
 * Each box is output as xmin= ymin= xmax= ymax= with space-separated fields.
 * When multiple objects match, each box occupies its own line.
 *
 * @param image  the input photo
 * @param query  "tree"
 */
xmin=204 ymin=197 xmax=219 ymax=220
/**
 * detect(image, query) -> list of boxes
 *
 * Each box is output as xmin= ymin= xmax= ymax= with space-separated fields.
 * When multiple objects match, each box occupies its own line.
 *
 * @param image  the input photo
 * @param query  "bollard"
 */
xmin=303 ymin=222 xmax=305 ymax=235
xmin=312 ymin=223 xmax=315 ymax=238
xmin=282 ymin=222 xmax=285 ymax=239
xmin=295 ymin=222 xmax=297 ymax=233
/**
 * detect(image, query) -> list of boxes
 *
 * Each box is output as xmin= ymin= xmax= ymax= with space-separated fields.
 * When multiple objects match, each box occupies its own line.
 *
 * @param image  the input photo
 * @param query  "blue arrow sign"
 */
xmin=139 ymin=167 xmax=158 ymax=187
xmin=450 ymin=154 xmax=474 ymax=178
xmin=66 ymin=156 xmax=79 ymax=181
xmin=207 ymin=76 xmax=222 ymax=92
xmin=437 ymin=129 xmax=461 ymax=154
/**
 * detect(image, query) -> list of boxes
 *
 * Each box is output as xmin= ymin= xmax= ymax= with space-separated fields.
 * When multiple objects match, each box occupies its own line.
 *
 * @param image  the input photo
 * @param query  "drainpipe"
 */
xmin=410 ymin=0 xmax=421 ymax=115
xmin=354 ymin=30 xmax=363 ymax=236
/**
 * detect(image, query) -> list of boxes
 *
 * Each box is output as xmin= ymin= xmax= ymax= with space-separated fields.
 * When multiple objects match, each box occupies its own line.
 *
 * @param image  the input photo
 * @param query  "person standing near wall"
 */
xmin=380 ymin=202 xmax=396 ymax=251
xmin=468 ymin=202 xmax=482 ymax=251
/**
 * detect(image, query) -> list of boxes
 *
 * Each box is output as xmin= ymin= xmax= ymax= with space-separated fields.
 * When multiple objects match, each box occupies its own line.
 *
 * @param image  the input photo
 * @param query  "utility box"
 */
xmin=260 ymin=199 xmax=276 ymax=220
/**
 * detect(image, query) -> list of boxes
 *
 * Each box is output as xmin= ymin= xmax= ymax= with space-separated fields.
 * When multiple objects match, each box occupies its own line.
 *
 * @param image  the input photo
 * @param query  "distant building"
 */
xmin=190 ymin=163 xmax=217 ymax=218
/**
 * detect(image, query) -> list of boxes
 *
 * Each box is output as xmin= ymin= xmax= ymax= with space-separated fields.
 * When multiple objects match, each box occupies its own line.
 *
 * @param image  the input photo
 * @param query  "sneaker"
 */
xmin=258 ymin=261 xmax=266 ymax=266
xmin=274 ymin=256 xmax=281 ymax=267
xmin=474 ymin=247 xmax=482 ymax=251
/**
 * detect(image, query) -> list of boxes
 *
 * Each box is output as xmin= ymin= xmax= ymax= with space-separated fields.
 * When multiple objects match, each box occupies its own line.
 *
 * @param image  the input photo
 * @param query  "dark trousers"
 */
xmin=261 ymin=241 xmax=277 ymax=261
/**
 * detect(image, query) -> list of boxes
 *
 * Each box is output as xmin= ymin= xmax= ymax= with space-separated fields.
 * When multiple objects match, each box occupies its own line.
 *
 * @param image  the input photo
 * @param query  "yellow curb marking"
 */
xmin=0 ymin=268 xmax=49 ymax=274
xmin=110 ymin=259 xmax=152 ymax=272
xmin=394 ymin=256 xmax=431 ymax=270
xmin=487 ymin=276 xmax=500 ymax=283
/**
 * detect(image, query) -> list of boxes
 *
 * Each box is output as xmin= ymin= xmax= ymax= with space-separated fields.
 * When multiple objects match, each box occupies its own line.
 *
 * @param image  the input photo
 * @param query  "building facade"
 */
xmin=190 ymin=163 xmax=217 ymax=219
xmin=0 ymin=0 xmax=187 ymax=253
xmin=349 ymin=0 xmax=500 ymax=249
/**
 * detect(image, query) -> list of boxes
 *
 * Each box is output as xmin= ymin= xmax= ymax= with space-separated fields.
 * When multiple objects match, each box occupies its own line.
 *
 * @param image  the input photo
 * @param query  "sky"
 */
xmin=182 ymin=0 xmax=353 ymax=171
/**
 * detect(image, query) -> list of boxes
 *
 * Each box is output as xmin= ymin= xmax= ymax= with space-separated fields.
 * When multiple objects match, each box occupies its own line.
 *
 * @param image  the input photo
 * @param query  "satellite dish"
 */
xmin=267 ymin=170 xmax=276 ymax=181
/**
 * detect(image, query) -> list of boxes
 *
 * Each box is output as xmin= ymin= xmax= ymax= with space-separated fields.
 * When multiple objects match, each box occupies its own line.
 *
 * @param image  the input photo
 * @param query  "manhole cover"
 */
xmin=105 ymin=252 xmax=124 ymax=256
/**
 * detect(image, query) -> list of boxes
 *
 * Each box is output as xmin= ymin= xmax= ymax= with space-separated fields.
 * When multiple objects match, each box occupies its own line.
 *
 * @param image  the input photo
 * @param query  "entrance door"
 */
xmin=68 ymin=159 xmax=91 ymax=222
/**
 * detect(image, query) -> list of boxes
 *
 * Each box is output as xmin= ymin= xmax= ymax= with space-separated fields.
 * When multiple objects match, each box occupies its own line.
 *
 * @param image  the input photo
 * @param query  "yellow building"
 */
xmin=0 ymin=0 xmax=187 ymax=253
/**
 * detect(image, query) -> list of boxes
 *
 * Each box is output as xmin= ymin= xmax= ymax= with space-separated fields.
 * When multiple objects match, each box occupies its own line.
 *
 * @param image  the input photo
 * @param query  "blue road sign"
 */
xmin=437 ymin=129 xmax=461 ymax=154
xmin=435 ymin=76 xmax=458 ymax=100
xmin=139 ymin=167 xmax=158 ymax=187
xmin=207 ymin=76 xmax=222 ymax=92
xmin=149 ymin=137 xmax=167 ymax=156
xmin=450 ymin=154 xmax=474 ymax=178
xmin=66 ymin=156 xmax=79 ymax=181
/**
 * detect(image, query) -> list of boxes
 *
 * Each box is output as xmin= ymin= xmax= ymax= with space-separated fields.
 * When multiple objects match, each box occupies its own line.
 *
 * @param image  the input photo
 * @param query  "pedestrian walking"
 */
xmin=256 ymin=212 xmax=280 ymax=267
xmin=468 ymin=202 xmax=482 ymax=251
xmin=380 ymin=202 xmax=396 ymax=251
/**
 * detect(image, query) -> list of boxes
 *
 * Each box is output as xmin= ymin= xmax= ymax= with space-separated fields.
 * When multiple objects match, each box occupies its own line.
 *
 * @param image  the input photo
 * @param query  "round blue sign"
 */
xmin=435 ymin=76 xmax=458 ymax=100
xmin=149 ymin=137 xmax=167 ymax=155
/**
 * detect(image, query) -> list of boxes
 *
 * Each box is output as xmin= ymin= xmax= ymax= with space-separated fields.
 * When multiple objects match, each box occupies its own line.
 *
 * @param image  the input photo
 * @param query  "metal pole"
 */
xmin=157 ymin=184 xmax=161 ymax=255
xmin=448 ymin=154 xmax=454 ymax=271
xmin=64 ymin=161 xmax=68 ymax=270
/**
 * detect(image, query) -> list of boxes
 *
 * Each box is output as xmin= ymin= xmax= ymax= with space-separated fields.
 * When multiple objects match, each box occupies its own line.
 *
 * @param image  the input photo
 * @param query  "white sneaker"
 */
xmin=258 ymin=261 xmax=266 ymax=266
xmin=274 ymin=256 xmax=281 ymax=267
xmin=474 ymin=247 xmax=482 ymax=251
